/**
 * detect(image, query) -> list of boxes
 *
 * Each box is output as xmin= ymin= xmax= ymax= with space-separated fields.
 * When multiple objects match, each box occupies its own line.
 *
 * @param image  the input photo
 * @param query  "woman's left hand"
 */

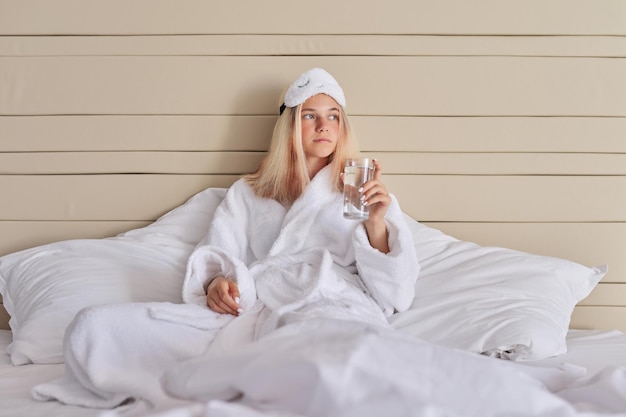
xmin=361 ymin=159 xmax=391 ymax=223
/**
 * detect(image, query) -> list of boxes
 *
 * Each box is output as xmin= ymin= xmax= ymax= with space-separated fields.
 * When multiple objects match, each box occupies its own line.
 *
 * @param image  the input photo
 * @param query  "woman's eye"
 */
xmin=329 ymin=114 xmax=338 ymax=120
xmin=303 ymin=114 xmax=315 ymax=120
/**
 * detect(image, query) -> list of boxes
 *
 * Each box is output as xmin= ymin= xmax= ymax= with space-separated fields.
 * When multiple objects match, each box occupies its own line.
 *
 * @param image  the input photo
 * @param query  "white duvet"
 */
xmin=28 ymin=168 xmax=626 ymax=417
xmin=138 ymin=318 xmax=625 ymax=417
xmin=32 ymin=303 xmax=626 ymax=417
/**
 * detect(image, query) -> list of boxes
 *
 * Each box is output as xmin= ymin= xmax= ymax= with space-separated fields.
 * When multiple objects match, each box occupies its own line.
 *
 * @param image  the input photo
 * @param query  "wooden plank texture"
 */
xmin=2 ymin=175 xmax=626 ymax=222
xmin=2 ymin=35 xmax=626 ymax=57
xmin=0 ymin=175 xmax=237 ymax=221
xmin=3 ymin=116 xmax=626 ymax=153
xmin=1 ymin=57 xmax=625 ymax=116
xmin=370 ymin=153 xmax=626 ymax=175
xmin=1 ymin=0 xmax=625 ymax=35
xmin=0 ymin=115 xmax=274 ymax=152
xmin=571 ymin=307 xmax=626 ymax=332
xmin=3 ymin=152 xmax=626 ymax=175
xmin=0 ymin=152 xmax=266 ymax=175
xmin=388 ymin=176 xmax=626 ymax=222
xmin=580 ymin=284 xmax=626 ymax=306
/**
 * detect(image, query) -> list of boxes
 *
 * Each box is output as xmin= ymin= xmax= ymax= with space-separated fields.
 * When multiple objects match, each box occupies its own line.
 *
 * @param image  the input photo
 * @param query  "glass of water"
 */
xmin=343 ymin=157 xmax=374 ymax=220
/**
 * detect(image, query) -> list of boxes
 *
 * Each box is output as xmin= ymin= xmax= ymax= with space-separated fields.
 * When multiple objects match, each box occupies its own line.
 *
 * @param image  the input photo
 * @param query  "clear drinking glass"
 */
xmin=343 ymin=157 xmax=374 ymax=220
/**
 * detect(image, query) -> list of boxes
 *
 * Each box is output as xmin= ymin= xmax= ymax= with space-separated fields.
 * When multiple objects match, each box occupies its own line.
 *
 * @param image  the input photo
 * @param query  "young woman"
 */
xmin=188 ymin=67 xmax=420 ymax=332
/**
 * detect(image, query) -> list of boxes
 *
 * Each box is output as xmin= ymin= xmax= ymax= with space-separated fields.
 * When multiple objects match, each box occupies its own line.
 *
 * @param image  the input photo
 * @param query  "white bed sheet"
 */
xmin=531 ymin=329 xmax=626 ymax=376
xmin=0 ymin=330 xmax=99 ymax=417
xmin=1 ymin=328 xmax=626 ymax=417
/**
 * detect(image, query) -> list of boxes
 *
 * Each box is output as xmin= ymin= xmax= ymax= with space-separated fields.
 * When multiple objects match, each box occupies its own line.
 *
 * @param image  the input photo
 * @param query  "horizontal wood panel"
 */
xmin=0 ymin=152 xmax=266 ymax=175
xmin=0 ymin=221 xmax=149 ymax=256
xmin=371 ymin=153 xmax=626 ymax=175
xmin=2 ymin=35 xmax=626 ymax=58
xmin=580 ymin=284 xmax=626 ymax=306
xmin=423 ymin=222 xmax=626 ymax=283
xmin=356 ymin=117 xmax=626 ymax=153
xmin=571 ymin=307 xmax=626 ymax=332
xmin=388 ymin=176 xmax=626 ymax=222
xmin=3 ymin=116 xmax=626 ymax=153
xmin=1 ymin=0 xmax=625 ymax=35
xmin=3 ymin=151 xmax=626 ymax=176
xmin=0 ymin=115 xmax=274 ymax=152
xmin=2 ymin=57 xmax=626 ymax=116
xmin=2 ymin=175 xmax=625 ymax=222
xmin=0 ymin=175 xmax=238 ymax=221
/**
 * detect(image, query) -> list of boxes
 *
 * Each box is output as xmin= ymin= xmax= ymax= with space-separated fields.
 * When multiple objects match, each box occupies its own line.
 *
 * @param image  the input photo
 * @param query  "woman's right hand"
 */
xmin=206 ymin=277 xmax=241 ymax=316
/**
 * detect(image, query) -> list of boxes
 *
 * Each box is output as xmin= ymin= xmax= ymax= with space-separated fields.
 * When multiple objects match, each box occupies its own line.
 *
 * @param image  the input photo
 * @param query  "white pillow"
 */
xmin=0 ymin=188 xmax=226 ymax=365
xmin=389 ymin=216 xmax=607 ymax=361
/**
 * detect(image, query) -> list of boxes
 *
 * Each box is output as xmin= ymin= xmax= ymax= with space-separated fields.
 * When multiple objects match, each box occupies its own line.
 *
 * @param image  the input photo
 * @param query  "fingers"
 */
xmin=206 ymin=277 xmax=241 ymax=316
xmin=372 ymin=158 xmax=383 ymax=181
xmin=360 ymin=160 xmax=390 ymax=206
xmin=362 ymin=183 xmax=391 ymax=208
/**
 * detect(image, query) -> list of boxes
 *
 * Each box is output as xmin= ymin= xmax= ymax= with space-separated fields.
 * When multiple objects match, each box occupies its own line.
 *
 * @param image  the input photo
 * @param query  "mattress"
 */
xmin=1 ymin=328 xmax=626 ymax=417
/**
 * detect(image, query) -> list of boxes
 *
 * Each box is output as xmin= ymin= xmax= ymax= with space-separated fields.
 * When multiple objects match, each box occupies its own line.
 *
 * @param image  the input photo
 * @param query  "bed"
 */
xmin=2 ymin=1 xmax=626 ymax=416
xmin=0 ymin=194 xmax=625 ymax=416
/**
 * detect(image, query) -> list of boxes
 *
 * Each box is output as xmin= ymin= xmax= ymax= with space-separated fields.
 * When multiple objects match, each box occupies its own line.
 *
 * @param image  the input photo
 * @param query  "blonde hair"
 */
xmin=244 ymin=99 xmax=359 ymax=204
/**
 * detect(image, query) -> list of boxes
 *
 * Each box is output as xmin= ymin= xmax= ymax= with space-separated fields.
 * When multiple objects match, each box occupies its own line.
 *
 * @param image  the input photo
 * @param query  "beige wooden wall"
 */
xmin=1 ymin=0 xmax=625 ymax=330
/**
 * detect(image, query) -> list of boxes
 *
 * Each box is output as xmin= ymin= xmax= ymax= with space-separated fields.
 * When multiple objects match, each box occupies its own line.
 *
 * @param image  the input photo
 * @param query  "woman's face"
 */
xmin=299 ymin=94 xmax=341 ymax=164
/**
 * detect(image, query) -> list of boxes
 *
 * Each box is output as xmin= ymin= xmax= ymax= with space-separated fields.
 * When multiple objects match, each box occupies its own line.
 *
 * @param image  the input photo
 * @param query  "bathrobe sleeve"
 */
xmin=352 ymin=195 xmax=419 ymax=316
xmin=182 ymin=180 xmax=257 ymax=308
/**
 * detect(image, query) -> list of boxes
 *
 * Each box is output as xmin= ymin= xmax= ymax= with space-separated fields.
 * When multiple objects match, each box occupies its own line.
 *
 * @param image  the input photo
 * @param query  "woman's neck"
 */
xmin=306 ymin=157 xmax=329 ymax=179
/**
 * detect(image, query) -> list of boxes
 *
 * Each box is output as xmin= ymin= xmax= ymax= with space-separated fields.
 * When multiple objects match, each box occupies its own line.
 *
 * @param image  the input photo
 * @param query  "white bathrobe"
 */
xmin=183 ymin=164 xmax=420 ymax=336
xmin=32 ymin=165 xmax=420 ymax=411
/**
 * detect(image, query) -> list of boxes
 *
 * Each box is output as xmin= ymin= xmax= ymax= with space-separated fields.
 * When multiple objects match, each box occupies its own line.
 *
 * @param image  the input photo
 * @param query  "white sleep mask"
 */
xmin=280 ymin=67 xmax=346 ymax=114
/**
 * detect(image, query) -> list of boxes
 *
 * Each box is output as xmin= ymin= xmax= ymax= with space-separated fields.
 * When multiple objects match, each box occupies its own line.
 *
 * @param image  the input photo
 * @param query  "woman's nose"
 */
xmin=317 ymin=120 xmax=328 ymax=132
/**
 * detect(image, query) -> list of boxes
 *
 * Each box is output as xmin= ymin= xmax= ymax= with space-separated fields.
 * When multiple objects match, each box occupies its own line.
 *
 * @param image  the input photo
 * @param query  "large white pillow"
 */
xmin=0 ymin=188 xmax=226 ymax=365
xmin=389 ymin=215 xmax=607 ymax=361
